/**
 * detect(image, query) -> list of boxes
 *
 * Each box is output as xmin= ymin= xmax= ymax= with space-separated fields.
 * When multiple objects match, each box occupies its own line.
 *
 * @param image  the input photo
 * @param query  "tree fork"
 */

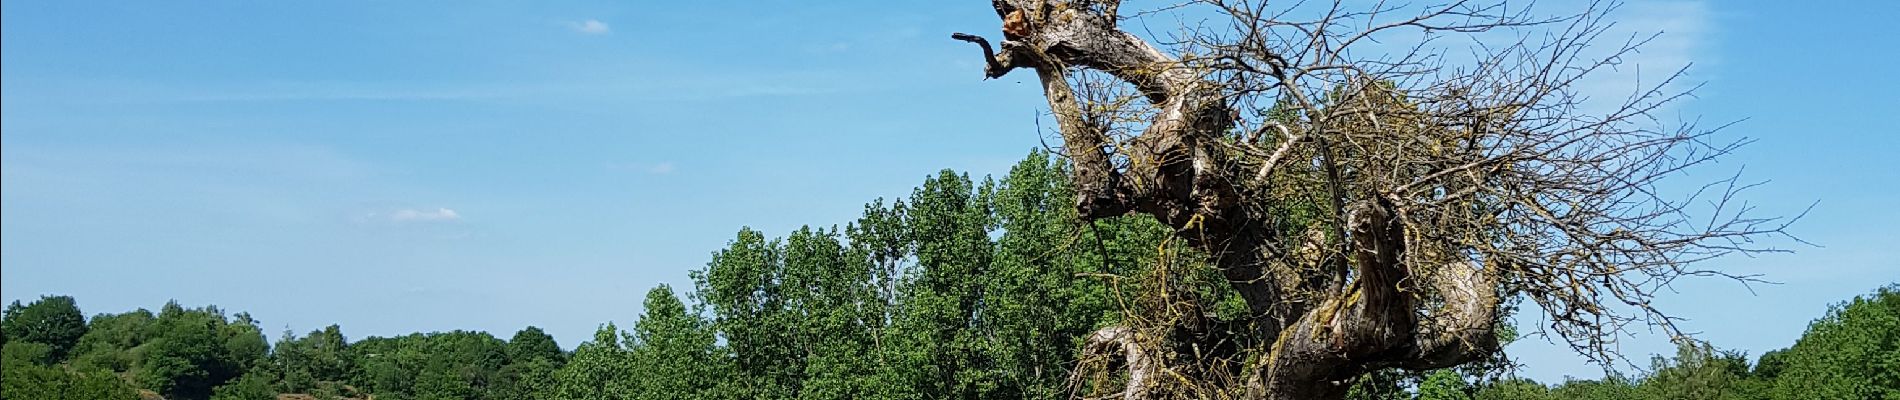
xmin=954 ymin=0 xmax=1796 ymax=396
xmin=953 ymin=0 xmax=1512 ymax=398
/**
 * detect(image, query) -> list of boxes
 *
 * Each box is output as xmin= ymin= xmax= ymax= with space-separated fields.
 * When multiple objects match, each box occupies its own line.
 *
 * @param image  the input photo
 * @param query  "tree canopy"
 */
xmin=2 ymin=296 xmax=88 ymax=362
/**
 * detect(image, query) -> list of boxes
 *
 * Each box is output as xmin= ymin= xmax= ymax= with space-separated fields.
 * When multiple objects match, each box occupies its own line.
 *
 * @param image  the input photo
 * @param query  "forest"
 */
xmin=3 ymin=152 xmax=1895 ymax=400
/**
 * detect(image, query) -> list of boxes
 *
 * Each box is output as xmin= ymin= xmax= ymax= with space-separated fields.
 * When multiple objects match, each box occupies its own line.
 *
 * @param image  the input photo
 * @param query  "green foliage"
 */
xmin=694 ymin=227 xmax=802 ymax=399
xmin=3 ymin=341 xmax=57 ymax=367
xmin=2 ymin=152 xmax=1891 ymax=400
xmin=1545 ymin=375 xmax=1645 ymax=400
xmin=0 ymin=362 xmax=138 ymax=400
xmin=508 ymin=326 xmax=563 ymax=365
xmin=132 ymin=302 xmax=269 ymax=400
xmin=551 ymin=323 xmax=638 ymax=400
xmin=270 ymin=324 xmax=353 ymax=395
xmin=780 ymin=226 xmax=878 ymax=400
xmin=2 ymin=295 xmax=88 ymax=362
xmin=1638 ymin=342 xmax=1760 ymax=400
xmin=677 ymin=151 xmax=1167 ymax=400
xmin=628 ymin=285 xmax=724 ymax=399
xmin=1418 ymin=369 xmax=1475 ymax=400
xmin=981 ymin=152 xmax=1152 ymax=398
xmin=5 ymin=339 xmax=137 ymax=400
xmin=209 ymin=371 xmax=277 ymax=400
xmin=69 ymin=309 xmax=155 ymax=373
xmin=881 ymin=170 xmax=999 ymax=399
xmin=1346 ymin=369 xmax=1416 ymax=400
xmin=349 ymin=330 xmax=509 ymax=400
xmin=1451 ymin=293 xmax=1898 ymax=400
xmin=1752 ymin=348 xmax=1789 ymax=380
xmin=498 ymin=356 xmax=559 ymax=400
xmin=31 ymin=301 xmax=267 ymax=400
xmin=498 ymin=326 xmax=564 ymax=400
xmin=1472 ymin=378 xmax=1550 ymax=400
xmin=1769 ymin=284 xmax=1900 ymax=399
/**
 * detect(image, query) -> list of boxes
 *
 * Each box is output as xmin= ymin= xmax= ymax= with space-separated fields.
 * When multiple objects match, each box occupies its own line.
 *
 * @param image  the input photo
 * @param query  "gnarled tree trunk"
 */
xmin=952 ymin=0 xmax=1791 ymax=398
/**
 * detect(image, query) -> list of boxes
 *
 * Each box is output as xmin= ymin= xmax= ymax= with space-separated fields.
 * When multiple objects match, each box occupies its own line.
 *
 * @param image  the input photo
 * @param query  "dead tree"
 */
xmin=952 ymin=0 xmax=1795 ymax=399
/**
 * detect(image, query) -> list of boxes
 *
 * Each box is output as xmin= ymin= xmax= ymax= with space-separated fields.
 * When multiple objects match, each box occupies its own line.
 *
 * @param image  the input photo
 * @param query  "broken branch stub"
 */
xmin=953 ymin=0 xmax=1793 ymax=398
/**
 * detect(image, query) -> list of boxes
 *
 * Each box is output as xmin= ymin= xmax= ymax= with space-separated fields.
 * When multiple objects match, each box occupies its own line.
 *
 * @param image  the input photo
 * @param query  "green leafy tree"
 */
xmin=131 ymin=302 xmax=268 ymax=400
xmin=348 ymin=331 xmax=514 ymax=399
xmin=550 ymin=323 xmax=637 ymax=400
xmin=6 ymin=339 xmax=137 ymax=400
xmin=1769 ymin=285 xmax=1900 ymax=399
xmin=1418 ymin=369 xmax=1475 ymax=400
xmin=209 ymin=371 xmax=278 ymax=400
xmin=1638 ymin=342 xmax=1759 ymax=400
xmin=1344 ymin=369 xmax=1415 ymax=400
xmin=497 ymin=326 xmax=564 ymax=400
xmin=508 ymin=326 xmax=564 ymax=365
xmin=1472 ymin=378 xmax=1552 ymax=400
xmin=412 ymin=331 xmax=509 ymax=400
xmin=68 ymin=309 xmax=156 ymax=373
xmin=271 ymin=324 xmax=353 ymax=395
xmin=878 ymin=170 xmax=998 ymax=399
xmin=978 ymin=151 xmax=1149 ymax=398
xmin=1547 ymin=375 xmax=1644 ymax=400
xmin=346 ymin=335 xmax=408 ymax=396
xmin=694 ymin=228 xmax=802 ymax=399
xmin=2 ymin=341 xmax=56 ymax=367
xmin=1 ymin=295 xmax=88 ymax=362
xmin=840 ymin=198 xmax=913 ymax=400
xmin=499 ymin=356 xmax=559 ymax=400
xmin=676 ymin=153 xmax=1178 ymax=400
xmin=221 ymin=313 xmax=269 ymax=380
xmin=628 ymin=284 xmax=725 ymax=399
xmin=784 ymin=224 xmax=893 ymax=400
xmin=1751 ymin=349 xmax=1789 ymax=381
xmin=0 ymin=363 xmax=138 ymax=400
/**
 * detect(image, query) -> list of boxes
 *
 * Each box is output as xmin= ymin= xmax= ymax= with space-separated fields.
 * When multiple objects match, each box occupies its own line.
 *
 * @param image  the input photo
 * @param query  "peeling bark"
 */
xmin=953 ymin=0 xmax=1789 ymax=398
xmin=1084 ymin=326 xmax=1156 ymax=400
xmin=951 ymin=2 xmax=1503 ymax=398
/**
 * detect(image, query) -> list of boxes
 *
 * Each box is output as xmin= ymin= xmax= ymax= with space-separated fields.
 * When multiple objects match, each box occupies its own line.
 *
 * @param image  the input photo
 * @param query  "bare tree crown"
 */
xmin=953 ymin=0 xmax=1795 ymax=398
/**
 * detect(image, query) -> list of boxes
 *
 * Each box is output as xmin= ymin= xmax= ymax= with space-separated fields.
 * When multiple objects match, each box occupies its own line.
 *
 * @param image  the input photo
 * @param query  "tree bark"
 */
xmin=955 ymin=1 xmax=1505 ymax=398
xmin=957 ymin=0 xmax=1798 ymax=397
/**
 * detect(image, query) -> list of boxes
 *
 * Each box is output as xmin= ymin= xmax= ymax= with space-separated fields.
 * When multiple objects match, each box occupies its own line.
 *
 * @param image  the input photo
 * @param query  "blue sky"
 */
xmin=3 ymin=0 xmax=1894 ymax=383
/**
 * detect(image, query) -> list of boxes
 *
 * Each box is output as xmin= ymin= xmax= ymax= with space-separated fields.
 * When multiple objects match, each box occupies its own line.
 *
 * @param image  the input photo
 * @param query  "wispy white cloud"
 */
xmin=567 ymin=19 xmax=611 ymax=35
xmin=1575 ymin=0 xmax=1714 ymax=110
xmin=647 ymin=162 xmax=675 ymax=175
xmin=389 ymin=208 xmax=461 ymax=222
xmin=1330 ymin=0 xmax=1714 ymax=116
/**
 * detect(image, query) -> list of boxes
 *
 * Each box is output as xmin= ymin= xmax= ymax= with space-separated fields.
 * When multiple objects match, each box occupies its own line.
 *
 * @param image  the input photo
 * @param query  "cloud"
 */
xmin=1574 ymin=0 xmax=1713 ymax=110
xmin=389 ymin=208 xmax=461 ymax=222
xmin=567 ymin=19 xmax=611 ymax=35
xmin=647 ymin=162 xmax=675 ymax=174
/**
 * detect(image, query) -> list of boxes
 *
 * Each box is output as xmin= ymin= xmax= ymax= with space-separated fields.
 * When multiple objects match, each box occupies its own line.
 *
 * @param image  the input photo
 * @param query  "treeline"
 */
xmin=3 ymin=152 xmax=1895 ymax=400
xmin=0 ymin=296 xmax=565 ymax=400
xmin=1475 ymin=280 xmax=1898 ymax=400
